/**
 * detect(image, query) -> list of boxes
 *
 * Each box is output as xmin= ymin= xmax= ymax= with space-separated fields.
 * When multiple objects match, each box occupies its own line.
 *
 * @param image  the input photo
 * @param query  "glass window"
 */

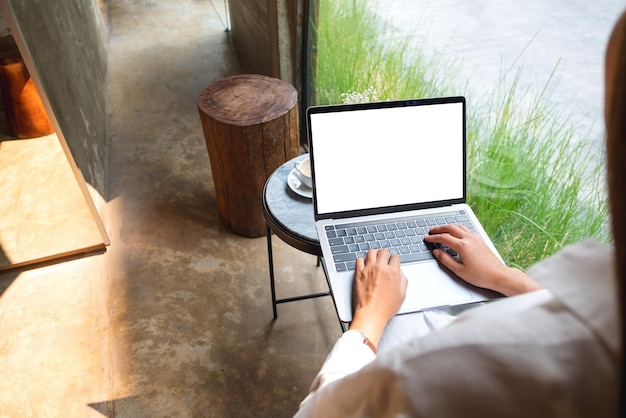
xmin=306 ymin=0 xmax=620 ymax=267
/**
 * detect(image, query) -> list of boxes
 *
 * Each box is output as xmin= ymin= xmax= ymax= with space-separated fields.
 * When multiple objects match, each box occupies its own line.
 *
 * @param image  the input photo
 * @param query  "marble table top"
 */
xmin=263 ymin=153 xmax=320 ymax=255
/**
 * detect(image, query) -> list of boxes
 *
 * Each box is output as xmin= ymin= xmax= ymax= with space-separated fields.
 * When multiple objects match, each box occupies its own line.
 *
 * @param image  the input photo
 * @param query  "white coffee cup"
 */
xmin=293 ymin=157 xmax=312 ymax=188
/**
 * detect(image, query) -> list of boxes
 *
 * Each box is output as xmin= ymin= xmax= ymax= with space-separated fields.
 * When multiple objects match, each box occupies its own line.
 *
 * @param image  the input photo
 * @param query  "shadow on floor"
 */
xmin=0 ymin=246 xmax=18 ymax=297
xmin=0 ymin=248 xmax=106 ymax=298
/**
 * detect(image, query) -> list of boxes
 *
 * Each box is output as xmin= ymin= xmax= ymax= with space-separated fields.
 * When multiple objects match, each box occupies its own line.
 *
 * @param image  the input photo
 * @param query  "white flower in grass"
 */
xmin=341 ymin=87 xmax=379 ymax=104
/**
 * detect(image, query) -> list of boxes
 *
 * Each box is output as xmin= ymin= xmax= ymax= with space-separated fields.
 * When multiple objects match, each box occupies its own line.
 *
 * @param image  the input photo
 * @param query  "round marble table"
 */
xmin=263 ymin=154 xmax=333 ymax=320
xmin=263 ymin=154 xmax=319 ymax=255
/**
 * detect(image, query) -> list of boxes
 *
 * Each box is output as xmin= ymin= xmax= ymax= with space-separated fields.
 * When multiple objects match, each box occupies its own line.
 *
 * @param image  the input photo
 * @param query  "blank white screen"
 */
xmin=310 ymin=101 xmax=464 ymax=215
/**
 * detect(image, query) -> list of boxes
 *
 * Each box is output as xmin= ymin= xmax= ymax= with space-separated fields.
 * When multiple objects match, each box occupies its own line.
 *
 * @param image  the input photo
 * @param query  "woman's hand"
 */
xmin=349 ymin=249 xmax=408 ymax=350
xmin=424 ymin=224 xmax=542 ymax=296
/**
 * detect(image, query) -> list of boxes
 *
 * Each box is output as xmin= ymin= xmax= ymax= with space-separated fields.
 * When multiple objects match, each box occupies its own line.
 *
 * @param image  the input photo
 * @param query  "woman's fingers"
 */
xmin=388 ymin=252 xmax=400 ymax=267
xmin=424 ymin=231 xmax=457 ymax=247
xmin=366 ymin=247 xmax=379 ymax=263
xmin=355 ymin=255 xmax=365 ymax=271
xmin=375 ymin=248 xmax=389 ymax=263
xmin=428 ymin=223 xmax=470 ymax=238
xmin=432 ymin=247 xmax=465 ymax=276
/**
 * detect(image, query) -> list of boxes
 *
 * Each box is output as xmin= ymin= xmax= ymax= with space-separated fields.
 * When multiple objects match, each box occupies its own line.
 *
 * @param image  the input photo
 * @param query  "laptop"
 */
xmin=307 ymin=96 xmax=503 ymax=323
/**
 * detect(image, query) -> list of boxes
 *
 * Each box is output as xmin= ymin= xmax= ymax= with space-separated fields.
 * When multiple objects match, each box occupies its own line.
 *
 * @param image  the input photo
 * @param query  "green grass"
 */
xmin=313 ymin=0 xmax=454 ymax=103
xmin=314 ymin=0 xmax=609 ymax=269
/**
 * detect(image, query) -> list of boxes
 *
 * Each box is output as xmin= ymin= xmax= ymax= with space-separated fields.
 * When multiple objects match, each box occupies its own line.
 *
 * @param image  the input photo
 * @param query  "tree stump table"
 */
xmin=198 ymin=74 xmax=300 ymax=237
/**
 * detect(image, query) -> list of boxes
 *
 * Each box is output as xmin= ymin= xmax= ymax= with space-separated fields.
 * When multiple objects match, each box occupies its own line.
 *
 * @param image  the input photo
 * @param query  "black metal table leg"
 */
xmin=266 ymin=222 xmax=332 ymax=319
xmin=263 ymin=154 xmax=340 ymax=324
xmin=267 ymin=225 xmax=278 ymax=319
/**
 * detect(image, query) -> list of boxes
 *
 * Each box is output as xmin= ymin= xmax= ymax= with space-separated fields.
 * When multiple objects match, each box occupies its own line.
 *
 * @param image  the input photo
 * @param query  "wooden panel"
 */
xmin=228 ymin=0 xmax=277 ymax=77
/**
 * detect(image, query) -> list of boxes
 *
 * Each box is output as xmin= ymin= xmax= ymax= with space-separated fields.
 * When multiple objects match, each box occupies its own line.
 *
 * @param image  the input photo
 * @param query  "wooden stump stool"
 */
xmin=198 ymin=74 xmax=299 ymax=237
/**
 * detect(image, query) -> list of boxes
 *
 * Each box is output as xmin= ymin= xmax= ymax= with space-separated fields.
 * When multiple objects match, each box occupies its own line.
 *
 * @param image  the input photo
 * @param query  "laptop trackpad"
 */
xmin=398 ymin=262 xmax=473 ymax=314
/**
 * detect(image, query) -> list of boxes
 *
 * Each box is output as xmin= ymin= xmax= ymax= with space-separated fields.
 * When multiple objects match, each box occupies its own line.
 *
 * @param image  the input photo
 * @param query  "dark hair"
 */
xmin=605 ymin=10 xmax=626 ymax=414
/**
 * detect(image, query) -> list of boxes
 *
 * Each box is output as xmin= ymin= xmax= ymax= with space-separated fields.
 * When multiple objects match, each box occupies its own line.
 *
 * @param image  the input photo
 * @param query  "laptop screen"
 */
xmin=308 ymin=97 xmax=465 ymax=217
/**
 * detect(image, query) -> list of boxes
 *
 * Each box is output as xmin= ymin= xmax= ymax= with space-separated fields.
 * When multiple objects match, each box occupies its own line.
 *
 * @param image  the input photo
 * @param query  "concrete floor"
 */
xmin=0 ymin=1 xmax=340 ymax=416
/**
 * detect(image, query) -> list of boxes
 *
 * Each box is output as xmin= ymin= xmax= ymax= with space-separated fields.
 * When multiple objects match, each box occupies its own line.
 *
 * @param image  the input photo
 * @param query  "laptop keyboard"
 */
xmin=325 ymin=210 xmax=476 ymax=272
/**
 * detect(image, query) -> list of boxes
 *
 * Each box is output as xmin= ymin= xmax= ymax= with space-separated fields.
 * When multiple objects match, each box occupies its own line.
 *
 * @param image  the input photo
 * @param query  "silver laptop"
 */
xmin=307 ymin=96 xmax=503 ymax=323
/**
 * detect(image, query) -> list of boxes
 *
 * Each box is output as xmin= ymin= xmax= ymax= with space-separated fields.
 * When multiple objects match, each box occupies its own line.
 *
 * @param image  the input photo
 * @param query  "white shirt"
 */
xmin=296 ymin=239 xmax=620 ymax=417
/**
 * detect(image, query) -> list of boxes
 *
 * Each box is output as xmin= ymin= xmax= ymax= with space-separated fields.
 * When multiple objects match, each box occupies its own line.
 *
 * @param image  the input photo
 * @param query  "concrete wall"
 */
xmin=2 ymin=0 xmax=108 ymax=198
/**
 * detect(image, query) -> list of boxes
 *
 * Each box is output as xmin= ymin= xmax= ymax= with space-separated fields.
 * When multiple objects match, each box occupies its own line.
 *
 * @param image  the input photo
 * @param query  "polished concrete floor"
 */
xmin=0 ymin=1 xmax=340 ymax=416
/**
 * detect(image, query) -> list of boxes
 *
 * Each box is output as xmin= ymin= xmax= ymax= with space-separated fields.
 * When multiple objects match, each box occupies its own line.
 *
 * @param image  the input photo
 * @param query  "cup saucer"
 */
xmin=287 ymin=169 xmax=312 ymax=199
